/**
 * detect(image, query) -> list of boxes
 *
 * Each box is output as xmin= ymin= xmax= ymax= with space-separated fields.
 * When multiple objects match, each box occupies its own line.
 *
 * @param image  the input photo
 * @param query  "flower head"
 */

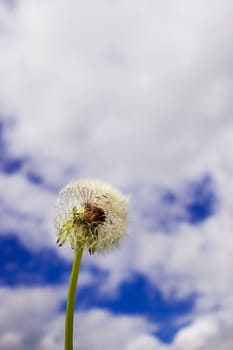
xmin=55 ymin=179 xmax=128 ymax=254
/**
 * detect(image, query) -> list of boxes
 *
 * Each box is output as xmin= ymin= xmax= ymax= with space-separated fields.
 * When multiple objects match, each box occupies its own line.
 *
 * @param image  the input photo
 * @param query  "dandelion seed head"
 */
xmin=55 ymin=179 xmax=128 ymax=254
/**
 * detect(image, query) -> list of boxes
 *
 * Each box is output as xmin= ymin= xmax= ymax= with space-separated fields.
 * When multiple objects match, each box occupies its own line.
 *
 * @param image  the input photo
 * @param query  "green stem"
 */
xmin=65 ymin=248 xmax=84 ymax=350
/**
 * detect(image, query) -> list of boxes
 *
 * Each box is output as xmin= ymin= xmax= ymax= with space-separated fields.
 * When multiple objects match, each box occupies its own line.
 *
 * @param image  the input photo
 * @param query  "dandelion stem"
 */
xmin=65 ymin=248 xmax=84 ymax=350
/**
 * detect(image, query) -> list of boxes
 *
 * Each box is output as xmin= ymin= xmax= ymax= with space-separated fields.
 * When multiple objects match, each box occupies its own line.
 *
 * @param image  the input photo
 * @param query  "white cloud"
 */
xmin=0 ymin=286 xmax=162 ymax=350
xmin=0 ymin=286 xmax=65 ymax=350
xmin=126 ymin=334 xmax=167 ymax=350
xmin=1 ymin=286 xmax=233 ymax=350
xmin=0 ymin=0 xmax=232 ymax=184
xmin=0 ymin=172 xmax=56 ymax=249
xmin=41 ymin=310 xmax=159 ymax=350
xmin=173 ymin=317 xmax=218 ymax=350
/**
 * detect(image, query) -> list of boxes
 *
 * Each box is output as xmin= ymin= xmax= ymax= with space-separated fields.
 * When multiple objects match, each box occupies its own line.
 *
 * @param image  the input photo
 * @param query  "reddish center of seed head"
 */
xmin=83 ymin=203 xmax=106 ymax=228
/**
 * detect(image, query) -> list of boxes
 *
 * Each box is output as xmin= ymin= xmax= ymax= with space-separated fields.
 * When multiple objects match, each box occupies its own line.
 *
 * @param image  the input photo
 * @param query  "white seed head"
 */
xmin=55 ymin=179 xmax=128 ymax=254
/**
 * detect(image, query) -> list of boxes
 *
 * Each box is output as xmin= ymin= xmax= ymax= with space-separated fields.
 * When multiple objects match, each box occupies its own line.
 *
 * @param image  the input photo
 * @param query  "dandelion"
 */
xmin=55 ymin=179 xmax=128 ymax=254
xmin=55 ymin=179 xmax=128 ymax=350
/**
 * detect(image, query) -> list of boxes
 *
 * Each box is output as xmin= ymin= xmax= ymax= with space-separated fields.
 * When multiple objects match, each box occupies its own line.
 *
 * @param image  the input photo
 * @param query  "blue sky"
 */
xmin=0 ymin=1 xmax=233 ymax=349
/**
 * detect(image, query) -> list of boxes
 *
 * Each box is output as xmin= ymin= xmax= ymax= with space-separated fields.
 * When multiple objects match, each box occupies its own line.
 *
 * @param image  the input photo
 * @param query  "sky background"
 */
xmin=0 ymin=0 xmax=233 ymax=349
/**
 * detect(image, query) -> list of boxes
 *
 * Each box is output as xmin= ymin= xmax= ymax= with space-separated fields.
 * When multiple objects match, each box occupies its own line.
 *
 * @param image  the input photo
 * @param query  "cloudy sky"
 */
xmin=0 ymin=0 xmax=233 ymax=349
